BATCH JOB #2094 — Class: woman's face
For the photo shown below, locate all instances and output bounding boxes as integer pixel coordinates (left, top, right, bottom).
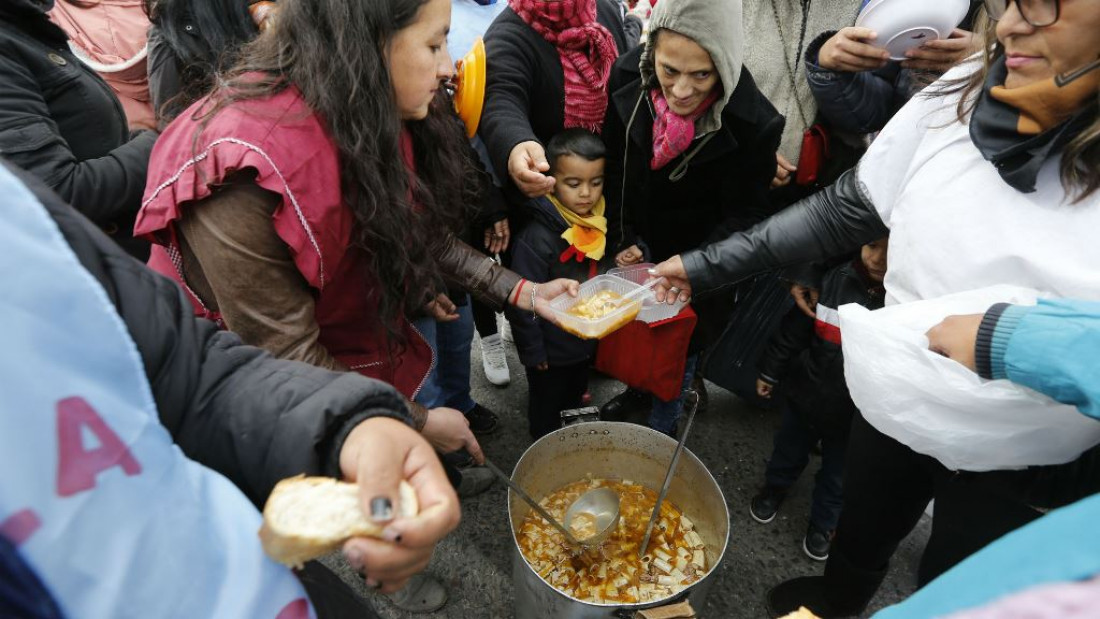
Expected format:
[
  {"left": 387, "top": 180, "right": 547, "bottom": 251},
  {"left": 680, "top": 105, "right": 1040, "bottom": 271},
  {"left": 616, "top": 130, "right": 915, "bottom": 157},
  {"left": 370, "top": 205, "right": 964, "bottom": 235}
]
[
  {"left": 388, "top": 0, "right": 455, "bottom": 120},
  {"left": 996, "top": 0, "right": 1100, "bottom": 89},
  {"left": 652, "top": 30, "right": 719, "bottom": 116}
]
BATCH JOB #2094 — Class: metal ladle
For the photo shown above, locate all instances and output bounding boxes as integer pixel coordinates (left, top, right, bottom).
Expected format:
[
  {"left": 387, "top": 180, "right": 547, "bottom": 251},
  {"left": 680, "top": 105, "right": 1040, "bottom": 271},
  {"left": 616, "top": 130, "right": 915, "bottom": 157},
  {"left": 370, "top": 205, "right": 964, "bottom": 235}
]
[
  {"left": 484, "top": 458, "right": 620, "bottom": 547},
  {"left": 639, "top": 389, "right": 700, "bottom": 558}
]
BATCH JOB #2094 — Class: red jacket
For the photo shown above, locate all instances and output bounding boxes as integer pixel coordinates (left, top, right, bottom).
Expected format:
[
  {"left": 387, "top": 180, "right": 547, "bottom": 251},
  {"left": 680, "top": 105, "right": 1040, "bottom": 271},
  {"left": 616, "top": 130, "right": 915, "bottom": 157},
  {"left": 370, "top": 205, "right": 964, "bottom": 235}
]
[{"left": 135, "top": 86, "right": 433, "bottom": 398}]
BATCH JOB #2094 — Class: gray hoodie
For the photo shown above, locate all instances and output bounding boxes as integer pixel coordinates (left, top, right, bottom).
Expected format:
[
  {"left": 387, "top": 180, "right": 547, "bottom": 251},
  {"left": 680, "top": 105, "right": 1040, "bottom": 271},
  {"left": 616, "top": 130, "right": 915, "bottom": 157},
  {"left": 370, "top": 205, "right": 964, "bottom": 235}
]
[{"left": 639, "top": 0, "right": 744, "bottom": 136}]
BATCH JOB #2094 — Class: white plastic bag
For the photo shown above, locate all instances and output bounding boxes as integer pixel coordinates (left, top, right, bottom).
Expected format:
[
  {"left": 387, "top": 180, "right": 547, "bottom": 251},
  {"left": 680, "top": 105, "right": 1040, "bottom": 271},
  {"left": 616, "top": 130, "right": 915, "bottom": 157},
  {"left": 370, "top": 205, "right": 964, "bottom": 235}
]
[{"left": 840, "top": 285, "right": 1100, "bottom": 471}]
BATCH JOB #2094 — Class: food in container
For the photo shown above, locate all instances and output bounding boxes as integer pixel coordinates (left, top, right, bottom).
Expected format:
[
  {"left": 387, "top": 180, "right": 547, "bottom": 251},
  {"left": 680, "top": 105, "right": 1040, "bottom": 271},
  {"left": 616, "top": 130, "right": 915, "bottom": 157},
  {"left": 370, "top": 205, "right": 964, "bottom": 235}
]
[
  {"left": 518, "top": 477, "right": 709, "bottom": 605},
  {"left": 549, "top": 275, "right": 644, "bottom": 340}
]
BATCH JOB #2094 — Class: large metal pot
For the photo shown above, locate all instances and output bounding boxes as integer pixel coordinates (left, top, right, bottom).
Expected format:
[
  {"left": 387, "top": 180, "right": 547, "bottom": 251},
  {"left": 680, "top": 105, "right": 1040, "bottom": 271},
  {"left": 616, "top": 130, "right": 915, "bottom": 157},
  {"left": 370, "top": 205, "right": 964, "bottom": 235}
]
[{"left": 508, "top": 420, "right": 729, "bottom": 618}]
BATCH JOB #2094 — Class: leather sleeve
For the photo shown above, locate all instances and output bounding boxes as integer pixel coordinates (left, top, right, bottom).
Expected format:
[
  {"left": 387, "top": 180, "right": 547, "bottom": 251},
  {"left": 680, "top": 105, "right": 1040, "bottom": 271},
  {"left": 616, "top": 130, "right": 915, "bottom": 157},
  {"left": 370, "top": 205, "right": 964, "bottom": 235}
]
[
  {"left": 436, "top": 234, "right": 522, "bottom": 310},
  {"left": 177, "top": 181, "right": 348, "bottom": 373},
  {"left": 682, "top": 168, "right": 889, "bottom": 293}
]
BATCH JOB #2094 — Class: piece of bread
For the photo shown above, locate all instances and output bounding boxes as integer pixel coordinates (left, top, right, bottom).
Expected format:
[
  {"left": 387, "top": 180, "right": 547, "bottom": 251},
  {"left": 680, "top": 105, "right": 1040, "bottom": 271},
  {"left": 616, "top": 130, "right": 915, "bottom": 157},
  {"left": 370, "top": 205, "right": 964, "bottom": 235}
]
[
  {"left": 778, "top": 608, "right": 821, "bottom": 619},
  {"left": 259, "top": 475, "right": 418, "bottom": 568}
]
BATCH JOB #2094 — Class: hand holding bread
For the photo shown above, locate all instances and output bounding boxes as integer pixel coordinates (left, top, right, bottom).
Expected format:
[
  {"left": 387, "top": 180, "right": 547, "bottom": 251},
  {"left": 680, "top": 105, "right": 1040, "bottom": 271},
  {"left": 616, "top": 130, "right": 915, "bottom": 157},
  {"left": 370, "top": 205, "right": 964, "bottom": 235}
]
[{"left": 261, "top": 416, "right": 459, "bottom": 594}]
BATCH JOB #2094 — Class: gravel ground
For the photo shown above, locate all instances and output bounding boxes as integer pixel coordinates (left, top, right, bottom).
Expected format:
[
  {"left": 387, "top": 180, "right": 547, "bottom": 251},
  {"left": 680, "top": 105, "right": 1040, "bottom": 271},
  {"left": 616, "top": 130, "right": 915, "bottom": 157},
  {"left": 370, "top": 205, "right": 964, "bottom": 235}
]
[{"left": 321, "top": 337, "right": 931, "bottom": 618}]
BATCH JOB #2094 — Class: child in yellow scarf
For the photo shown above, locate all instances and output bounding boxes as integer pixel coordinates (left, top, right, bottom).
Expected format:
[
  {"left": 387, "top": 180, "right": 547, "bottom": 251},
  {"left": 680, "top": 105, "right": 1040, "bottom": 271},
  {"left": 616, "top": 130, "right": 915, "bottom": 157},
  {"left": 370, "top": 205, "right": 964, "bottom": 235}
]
[
  {"left": 506, "top": 128, "right": 619, "bottom": 439},
  {"left": 546, "top": 146, "right": 608, "bottom": 263}
]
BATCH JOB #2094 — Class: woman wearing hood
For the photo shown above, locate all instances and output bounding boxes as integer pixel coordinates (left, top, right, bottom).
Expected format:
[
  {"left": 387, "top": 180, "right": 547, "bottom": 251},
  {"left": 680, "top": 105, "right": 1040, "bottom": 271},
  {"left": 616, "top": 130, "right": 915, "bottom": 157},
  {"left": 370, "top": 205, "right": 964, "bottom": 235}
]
[
  {"left": 599, "top": 0, "right": 784, "bottom": 435},
  {"left": 0, "top": 0, "right": 157, "bottom": 259}
]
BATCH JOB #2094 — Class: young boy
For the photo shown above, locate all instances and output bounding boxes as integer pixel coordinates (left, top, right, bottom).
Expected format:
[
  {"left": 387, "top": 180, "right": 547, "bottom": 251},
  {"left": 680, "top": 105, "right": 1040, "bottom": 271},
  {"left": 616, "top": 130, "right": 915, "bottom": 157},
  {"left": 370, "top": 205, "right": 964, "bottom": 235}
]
[
  {"left": 749, "top": 237, "right": 889, "bottom": 561},
  {"left": 506, "top": 129, "right": 617, "bottom": 440}
]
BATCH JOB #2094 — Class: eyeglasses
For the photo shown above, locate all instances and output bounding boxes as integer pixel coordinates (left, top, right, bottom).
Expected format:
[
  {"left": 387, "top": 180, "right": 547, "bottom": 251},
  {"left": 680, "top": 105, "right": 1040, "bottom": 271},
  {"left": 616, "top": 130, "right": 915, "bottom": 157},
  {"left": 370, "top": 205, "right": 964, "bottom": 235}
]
[{"left": 983, "top": 0, "right": 1061, "bottom": 28}]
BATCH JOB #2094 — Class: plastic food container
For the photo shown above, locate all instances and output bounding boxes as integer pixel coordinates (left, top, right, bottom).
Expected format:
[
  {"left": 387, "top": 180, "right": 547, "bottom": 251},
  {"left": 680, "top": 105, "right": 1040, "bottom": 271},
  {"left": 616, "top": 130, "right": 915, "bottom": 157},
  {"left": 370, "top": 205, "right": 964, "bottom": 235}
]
[
  {"left": 548, "top": 275, "right": 644, "bottom": 340},
  {"left": 607, "top": 263, "right": 688, "bottom": 323}
]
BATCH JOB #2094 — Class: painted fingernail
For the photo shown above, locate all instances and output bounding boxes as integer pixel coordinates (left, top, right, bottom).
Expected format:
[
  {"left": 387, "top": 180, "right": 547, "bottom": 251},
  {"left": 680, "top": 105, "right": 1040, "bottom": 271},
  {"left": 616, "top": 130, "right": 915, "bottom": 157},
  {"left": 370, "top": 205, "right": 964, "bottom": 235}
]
[
  {"left": 382, "top": 527, "right": 402, "bottom": 543},
  {"left": 370, "top": 496, "right": 394, "bottom": 522},
  {"left": 344, "top": 546, "right": 365, "bottom": 571}
]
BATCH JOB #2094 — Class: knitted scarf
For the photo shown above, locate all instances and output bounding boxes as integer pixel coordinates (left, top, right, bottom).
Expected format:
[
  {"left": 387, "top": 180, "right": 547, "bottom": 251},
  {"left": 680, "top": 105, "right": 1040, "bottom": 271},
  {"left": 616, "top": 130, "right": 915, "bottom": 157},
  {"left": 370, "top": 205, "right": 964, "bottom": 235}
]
[
  {"left": 548, "top": 194, "right": 607, "bottom": 262},
  {"left": 970, "top": 57, "right": 1100, "bottom": 193},
  {"left": 509, "top": 0, "right": 617, "bottom": 133},
  {"left": 649, "top": 88, "right": 720, "bottom": 170}
]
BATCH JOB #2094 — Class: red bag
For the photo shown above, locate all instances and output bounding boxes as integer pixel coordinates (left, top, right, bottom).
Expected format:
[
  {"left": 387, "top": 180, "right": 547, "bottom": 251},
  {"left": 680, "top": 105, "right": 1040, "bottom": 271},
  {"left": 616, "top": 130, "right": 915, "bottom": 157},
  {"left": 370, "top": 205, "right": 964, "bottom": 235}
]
[
  {"left": 594, "top": 306, "right": 697, "bottom": 401},
  {"left": 795, "top": 123, "right": 830, "bottom": 186}
]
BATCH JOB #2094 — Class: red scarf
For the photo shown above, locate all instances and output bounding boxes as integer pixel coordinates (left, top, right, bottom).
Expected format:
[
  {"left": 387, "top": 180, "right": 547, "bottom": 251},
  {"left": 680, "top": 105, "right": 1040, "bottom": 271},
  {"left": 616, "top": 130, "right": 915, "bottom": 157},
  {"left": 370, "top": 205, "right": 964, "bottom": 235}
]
[
  {"left": 649, "top": 88, "right": 719, "bottom": 170},
  {"left": 509, "top": 0, "right": 617, "bottom": 133}
]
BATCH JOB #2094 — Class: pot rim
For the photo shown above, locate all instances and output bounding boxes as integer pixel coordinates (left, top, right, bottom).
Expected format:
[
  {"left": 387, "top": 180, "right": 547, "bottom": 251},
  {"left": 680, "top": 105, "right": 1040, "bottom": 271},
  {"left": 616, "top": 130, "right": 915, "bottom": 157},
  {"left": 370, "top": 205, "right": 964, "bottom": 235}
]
[{"left": 507, "top": 421, "right": 730, "bottom": 609}]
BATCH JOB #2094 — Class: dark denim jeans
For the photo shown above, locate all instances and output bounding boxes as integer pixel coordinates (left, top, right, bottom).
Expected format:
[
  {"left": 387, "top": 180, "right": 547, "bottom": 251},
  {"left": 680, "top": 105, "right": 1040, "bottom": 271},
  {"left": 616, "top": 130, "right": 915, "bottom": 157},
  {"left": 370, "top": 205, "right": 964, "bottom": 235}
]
[
  {"left": 647, "top": 354, "right": 699, "bottom": 435},
  {"left": 764, "top": 401, "right": 848, "bottom": 532},
  {"left": 412, "top": 296, "right": 475, "bottom": 413}
]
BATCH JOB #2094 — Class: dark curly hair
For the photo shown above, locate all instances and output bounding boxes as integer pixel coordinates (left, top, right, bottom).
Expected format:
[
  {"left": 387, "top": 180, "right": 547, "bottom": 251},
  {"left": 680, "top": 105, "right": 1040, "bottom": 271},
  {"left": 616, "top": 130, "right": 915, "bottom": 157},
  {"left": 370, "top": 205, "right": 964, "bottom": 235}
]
[
  {"left": 143, "top": 0, "right": 259, "bottom": 122},
  {"left": 195, "top": 0, "right": 474, "bottom": 342}
]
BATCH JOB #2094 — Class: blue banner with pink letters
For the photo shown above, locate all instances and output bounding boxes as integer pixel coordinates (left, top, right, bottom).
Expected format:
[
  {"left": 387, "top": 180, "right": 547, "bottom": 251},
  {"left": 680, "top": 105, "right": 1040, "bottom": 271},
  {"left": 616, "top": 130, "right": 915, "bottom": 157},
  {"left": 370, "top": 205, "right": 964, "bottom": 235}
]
[{"left": 0, "top": 166, "right": 313, "bottom": 618}]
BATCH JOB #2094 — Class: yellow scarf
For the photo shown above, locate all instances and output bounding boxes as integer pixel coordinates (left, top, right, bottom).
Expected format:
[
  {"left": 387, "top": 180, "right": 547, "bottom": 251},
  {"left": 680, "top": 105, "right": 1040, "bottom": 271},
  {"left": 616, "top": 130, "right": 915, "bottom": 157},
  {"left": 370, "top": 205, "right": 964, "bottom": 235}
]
[
  {"left": 990, "top": 60, "right": 1100, "bottom": 135},
  {"left": 549, "top": 194, "right": 607, "bottom": 261}
]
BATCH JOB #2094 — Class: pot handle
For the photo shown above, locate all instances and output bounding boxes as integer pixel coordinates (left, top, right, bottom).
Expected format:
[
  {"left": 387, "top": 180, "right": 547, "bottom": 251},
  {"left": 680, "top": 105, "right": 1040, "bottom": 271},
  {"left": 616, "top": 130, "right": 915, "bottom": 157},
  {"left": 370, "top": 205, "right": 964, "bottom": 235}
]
[
  {"left": 615, "top": 600, "right": 696, "bottom": 619},
  {"left": 559, "top": 405, "right": 600, "bottom": 426}
]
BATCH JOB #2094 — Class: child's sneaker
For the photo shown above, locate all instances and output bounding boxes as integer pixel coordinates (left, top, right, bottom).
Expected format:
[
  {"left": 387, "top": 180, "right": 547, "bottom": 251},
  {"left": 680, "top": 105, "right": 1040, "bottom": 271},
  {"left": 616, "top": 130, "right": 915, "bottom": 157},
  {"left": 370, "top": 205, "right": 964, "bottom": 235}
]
[
  {"left": 802, "top": 524, "right": 832, "bottom": 561},
  {"left": 479, "top": 334, "right": 510, "bottom": 387},
  {"left": 749, "top": 486, "right": 786, "bottom": 524},
  {"left": 497, "top": 312, "right": 513, "bottom": 343}
]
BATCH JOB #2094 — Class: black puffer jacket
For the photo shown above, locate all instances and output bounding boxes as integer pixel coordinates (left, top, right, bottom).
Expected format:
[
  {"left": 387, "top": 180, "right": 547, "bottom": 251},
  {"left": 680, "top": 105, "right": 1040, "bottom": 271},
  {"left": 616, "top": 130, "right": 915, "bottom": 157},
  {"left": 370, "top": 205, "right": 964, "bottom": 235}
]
[
  {"left": 13, "top": 163, "right": 411, "bottom": 509},
  {"left": 0, "top": 0, "right": 156, "bottom": 258},
  {"left": 479, "top": 0, "right": 638, "bottom": 198},
  {"left": 505, "top": 196, "right": 616, "bottom": 367},
  {"left": 758, "top": 259, "right": 884, "bottom": 438},
  {"left": 603, "top": 44, "right": 785, "bottom": 263}
]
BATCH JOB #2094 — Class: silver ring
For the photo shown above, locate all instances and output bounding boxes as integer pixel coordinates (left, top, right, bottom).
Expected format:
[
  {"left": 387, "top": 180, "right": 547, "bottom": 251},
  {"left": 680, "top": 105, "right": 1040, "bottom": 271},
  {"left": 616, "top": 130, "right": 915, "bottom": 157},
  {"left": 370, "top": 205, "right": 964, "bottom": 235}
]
[{"left": 668, "top": 286, "right": 679, "bottom": 294}]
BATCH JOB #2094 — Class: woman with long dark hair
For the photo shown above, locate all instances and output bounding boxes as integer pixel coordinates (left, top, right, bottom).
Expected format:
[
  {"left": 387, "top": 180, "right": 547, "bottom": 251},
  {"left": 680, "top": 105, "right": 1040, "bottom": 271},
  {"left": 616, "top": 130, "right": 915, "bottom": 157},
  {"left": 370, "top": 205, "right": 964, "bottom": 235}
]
[
  {"left": 143, "top": 0, "right": 263, "bottom": 122},
  {"left": 134, "top": 0, "right": 575, "bottom": 609},
  {"left": 654, "top": 0, "right": 1100, "bottom": 615}
]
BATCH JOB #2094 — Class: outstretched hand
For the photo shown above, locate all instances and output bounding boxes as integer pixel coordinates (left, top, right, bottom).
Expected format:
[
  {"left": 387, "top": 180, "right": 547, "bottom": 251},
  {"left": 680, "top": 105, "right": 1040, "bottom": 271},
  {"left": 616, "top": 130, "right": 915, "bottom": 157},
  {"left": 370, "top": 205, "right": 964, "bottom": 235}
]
[
  {"left": 651, "top": 256, "right": 692, "bottom": 304},
  {"left": 532, "top": 278, "right": 580, "bottom": 325},
  {"left": 508, "top": 141, "right": 555, "bottom": 198},
  {"left": 338, "top": 417, "right": 460, "bottom": 594}
]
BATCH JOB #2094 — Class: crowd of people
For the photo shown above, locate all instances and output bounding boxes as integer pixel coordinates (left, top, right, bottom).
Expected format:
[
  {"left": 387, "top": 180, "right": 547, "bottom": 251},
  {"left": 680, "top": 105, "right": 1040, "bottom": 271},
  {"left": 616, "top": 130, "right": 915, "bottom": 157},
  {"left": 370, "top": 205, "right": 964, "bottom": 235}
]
[{"left": 1, "top": 0, "right": 1097, "bottom": 617}]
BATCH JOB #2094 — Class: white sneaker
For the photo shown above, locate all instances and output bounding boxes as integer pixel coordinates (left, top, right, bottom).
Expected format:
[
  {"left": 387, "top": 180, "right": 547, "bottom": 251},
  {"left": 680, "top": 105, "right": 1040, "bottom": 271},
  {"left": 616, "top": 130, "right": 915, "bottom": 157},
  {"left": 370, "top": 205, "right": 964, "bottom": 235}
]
[
  {"left": 497, "top": 313, "right": 514, "bottom": 343},
  {"left": 480, "top": 334, "right": 510, "bottom": 386}
]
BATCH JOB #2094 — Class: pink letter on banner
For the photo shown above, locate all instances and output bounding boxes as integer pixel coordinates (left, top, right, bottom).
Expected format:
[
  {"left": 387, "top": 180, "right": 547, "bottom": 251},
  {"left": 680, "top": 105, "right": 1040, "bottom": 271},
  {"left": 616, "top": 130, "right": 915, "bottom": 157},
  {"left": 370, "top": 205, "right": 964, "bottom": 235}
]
[
  {"left": 275, "top": 599, "right": 311, "bottom": 619},
  {"left": 0, "top": 509, "right": 42, "bottom": 546},
  {"left": 56, "top": 397, "right": 142, "bottom": 497}
]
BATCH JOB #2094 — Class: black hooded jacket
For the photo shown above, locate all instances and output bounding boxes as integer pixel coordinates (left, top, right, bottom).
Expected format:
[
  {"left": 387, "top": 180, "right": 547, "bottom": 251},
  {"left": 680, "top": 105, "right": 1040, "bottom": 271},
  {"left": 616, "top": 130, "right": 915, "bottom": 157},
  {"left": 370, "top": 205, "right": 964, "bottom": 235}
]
[
  {"left": 0, "top": 0, "right": 156, "bottom": 258},
  {"left": 758, "top": 259, "right": 884, "bottom": 438}
]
